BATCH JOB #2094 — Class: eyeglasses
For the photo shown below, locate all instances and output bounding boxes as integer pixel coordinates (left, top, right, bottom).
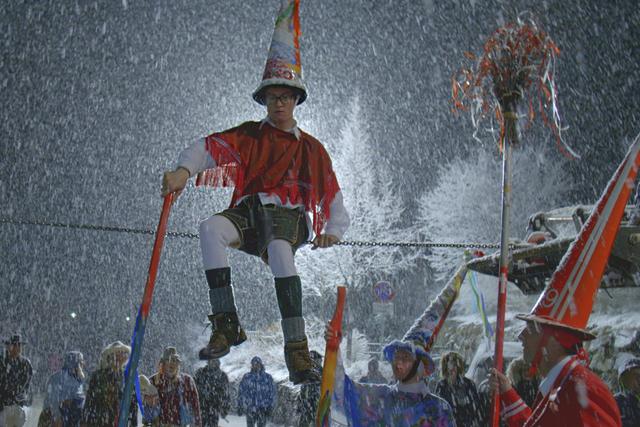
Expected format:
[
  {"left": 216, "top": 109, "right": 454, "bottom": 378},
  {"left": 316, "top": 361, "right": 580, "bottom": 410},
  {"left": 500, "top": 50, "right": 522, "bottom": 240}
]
[{"left": 265, "top": 93, "right": 296, "bottom": 105}]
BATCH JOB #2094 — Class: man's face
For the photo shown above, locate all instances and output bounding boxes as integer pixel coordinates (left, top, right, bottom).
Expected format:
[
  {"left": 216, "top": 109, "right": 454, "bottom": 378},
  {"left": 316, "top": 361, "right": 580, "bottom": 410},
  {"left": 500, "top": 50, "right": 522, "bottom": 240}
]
[
  {"left": 115, "top": 350, "right": 129, "bottom": 369},
  {"left": 446, "top": 359, "right": 459, "bottom": 379},
  {"left": 392, "top": 349, "right": 416, "bottom": 382},
  {"left": 143, "top": 394, "right": 159, "bottom": 406},
  {"left": 7, "top": 343, "right": 21, "bottom": 358},
  {"left": 518, "top": 322, "right": 544, "bottom": 365},
  {"left": 251, "top": 361, "right": 260, "bottom": 372},
  {"left": 165, "top": 359, "right": 180, "bottom": 378},
  {"left": 265, "top": 86, "right": 296, "bottom": 125}
]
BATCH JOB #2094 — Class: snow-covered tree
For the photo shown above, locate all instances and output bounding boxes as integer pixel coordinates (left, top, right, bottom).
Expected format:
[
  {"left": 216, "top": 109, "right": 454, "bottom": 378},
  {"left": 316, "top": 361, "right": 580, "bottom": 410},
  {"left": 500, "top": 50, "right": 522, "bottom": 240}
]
[
  {"left": 418, "top": 144, "right": 576, "bottom": 283},
  {"left": 297, "top": 96, "right": 426, "bottom": 341}
]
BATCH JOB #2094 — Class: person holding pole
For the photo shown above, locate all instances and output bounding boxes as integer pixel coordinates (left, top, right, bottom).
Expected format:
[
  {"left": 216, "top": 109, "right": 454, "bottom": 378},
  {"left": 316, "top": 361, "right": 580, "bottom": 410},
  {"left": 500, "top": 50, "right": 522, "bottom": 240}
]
[
  {"left": 490, "top": 317, "right": 621, "bottom": 427},
  {"left": 161, "top": 0, "right": 349, "bottom": 385}
]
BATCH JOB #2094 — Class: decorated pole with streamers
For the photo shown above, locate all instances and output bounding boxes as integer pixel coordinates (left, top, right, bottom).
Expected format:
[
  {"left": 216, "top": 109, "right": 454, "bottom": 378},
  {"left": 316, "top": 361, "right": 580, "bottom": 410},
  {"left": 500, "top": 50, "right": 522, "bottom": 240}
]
[
  {"left": 116, "top": 194, "right": 174, "bottom": 427},
  {"left": 316, "top": 286, "right": 346, "bottom": 427},
  {"left": 452, "top": 15, "right": 571, "bottom": 427}
]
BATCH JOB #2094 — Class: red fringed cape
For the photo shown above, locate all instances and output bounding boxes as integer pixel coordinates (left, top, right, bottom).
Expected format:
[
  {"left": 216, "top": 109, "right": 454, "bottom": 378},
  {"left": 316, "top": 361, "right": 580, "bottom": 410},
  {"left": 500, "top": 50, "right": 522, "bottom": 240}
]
[{"left": 195, "top": 121, "right": 340, "bottom": 237}]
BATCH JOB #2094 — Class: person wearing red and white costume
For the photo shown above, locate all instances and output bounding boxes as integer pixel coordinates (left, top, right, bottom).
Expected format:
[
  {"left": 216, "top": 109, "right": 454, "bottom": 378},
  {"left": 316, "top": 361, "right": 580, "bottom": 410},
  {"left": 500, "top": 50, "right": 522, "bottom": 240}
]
[
  {"left": 491, "top": 317, "right": 622, "bottom": 427},
  {"left": 161, "top": 1, "right": 348, "bottom": 385}
]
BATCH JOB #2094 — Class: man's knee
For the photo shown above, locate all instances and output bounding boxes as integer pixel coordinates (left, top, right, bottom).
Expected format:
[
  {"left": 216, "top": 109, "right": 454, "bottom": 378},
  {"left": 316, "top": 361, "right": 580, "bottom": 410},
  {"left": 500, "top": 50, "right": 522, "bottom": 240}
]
[
  {"left": 267, "top": 240, "right": 296, "bottom": 276},
  {"left": 267, "top": 239, "right": 294, "bottom": 261},
  {"left": 200, "top": 215, "right": 240, "bottom": 247}
]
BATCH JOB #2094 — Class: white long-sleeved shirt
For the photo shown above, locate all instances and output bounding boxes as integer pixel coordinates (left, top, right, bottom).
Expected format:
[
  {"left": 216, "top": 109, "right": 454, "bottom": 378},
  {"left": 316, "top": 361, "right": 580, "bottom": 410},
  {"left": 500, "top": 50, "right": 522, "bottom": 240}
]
[{"left": 176, "top": 118, "right": 350, "bottom": 239}]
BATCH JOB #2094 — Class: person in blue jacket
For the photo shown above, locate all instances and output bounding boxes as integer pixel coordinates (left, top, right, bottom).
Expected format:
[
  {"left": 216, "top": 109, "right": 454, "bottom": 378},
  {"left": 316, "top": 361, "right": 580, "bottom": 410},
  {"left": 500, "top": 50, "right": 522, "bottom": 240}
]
[
  {"left": 43, "top": 351, "right": 86, "bottom": 427},
  {"left": 237, "top": 357, "right": 276, "bottom": 427}
]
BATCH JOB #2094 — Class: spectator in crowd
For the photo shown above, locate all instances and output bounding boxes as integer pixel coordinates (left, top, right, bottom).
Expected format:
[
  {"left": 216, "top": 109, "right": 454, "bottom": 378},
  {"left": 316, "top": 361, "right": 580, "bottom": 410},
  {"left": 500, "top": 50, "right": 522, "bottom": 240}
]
[
  {"left": 194, "top": 359, "right": 230, "bottom": 427},
  {"left": 81, "top": 341, "right": 137, "bottom": 427},
  {"left": 434, "top": 351, "right": 484, "bottom": 427},
  {"left": 42, "top": 351, "right": 86, "bottom": 427},
  {"left": 615, "top": 357, "right": 640, "bottom": 427},
  {"left": 237, "top": 357, "right": 276, "bottom": 427},
  {"left": 358, "top": 358, "right": 388, "bottom": 385},
  {"left": 472, "top": 353, "right": 494, "bottom": 423},
  {"left": 505, "top": 357, "right": 539, "bottom": 408},
  {"left": 0, "top": 334, "right": 33, "bottom": 427},
  {"left": 590, "top": 332, "right": 618, "bottom": 390},
  {"left": 296, "top": 351, "right": 322, "bottom": 427},
  {"left": 139, "top": 374, "right": 160, "bottom": 427},
  {"left": 150, "top": 346, "right": 201, "bottom": 427}
]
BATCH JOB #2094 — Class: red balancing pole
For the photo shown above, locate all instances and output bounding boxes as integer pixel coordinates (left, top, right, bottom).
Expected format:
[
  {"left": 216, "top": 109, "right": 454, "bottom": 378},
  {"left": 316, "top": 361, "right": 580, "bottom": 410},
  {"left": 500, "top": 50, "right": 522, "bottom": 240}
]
[{"left": 116, "top": 193, "right": 174, "bottom": 427}]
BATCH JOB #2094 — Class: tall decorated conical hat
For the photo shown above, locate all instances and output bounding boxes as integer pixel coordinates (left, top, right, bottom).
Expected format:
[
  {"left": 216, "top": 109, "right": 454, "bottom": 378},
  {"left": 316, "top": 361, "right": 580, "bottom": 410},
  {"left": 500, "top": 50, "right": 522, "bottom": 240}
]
[
  {"left": 383, "top": 263, "right": 469, "bottom": 375},
  {"left": 517, "top": 135, "right": 640, "bottom": 341},
  {"left": 252, "top": 0, "right": 307, "bottom": 105}
]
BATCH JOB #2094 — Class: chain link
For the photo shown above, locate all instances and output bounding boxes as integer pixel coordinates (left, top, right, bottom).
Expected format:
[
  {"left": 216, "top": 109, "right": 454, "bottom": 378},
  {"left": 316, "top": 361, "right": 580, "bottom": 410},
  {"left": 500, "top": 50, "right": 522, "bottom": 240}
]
[
  {"left": 309, "top": 240, "right": 506, "bottom": 249},
  {"left": 0, "top": 217, "right": 198, "bottom": 239},
  {"left": 1, "top": 216, "right": 508, "bottom": 249}
]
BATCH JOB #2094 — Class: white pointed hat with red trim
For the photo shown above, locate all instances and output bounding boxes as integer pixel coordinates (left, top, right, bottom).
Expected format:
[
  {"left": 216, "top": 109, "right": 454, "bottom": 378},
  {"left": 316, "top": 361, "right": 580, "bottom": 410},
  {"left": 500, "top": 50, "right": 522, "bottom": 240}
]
[
  {"left": 517, "top": 135, "right": 640, "bottom": 342},
  {"left": 253, "top": 0, "right": 307, "bottom": 105}
]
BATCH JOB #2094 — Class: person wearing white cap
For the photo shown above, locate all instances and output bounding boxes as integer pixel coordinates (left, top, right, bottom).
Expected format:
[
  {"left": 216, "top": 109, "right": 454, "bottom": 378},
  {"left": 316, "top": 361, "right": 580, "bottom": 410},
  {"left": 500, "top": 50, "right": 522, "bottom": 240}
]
[
  {"left": 139, "top": 374, "right": 160, "bottom": 426},
  {"left": 615, "top": 357, "right": 640, "bottom": 427},
  {"left": 81, "top": 341, "right": 137, "bottom": 427},
  {"left": 161, "top": 0, "right": 349, "bottom": 385}
]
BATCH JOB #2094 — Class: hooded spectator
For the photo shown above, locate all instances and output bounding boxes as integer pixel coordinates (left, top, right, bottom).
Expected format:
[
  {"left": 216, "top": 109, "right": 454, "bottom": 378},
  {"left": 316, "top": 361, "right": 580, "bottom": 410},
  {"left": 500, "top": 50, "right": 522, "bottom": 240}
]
[
  {"left": 237, "top": 357, "right": 276, "bottom": 427},
  {"left": 358, "top": 358, "right": 388, "bottom": 384},
  {"left": 42, "top": 351, "right": 86, "bottom": 427},
  {"left": 194, "top": 359, "right": 230, "bottom": 427},
  {"left": 434, "top": 351, "right": 484, "bottom": 427}
]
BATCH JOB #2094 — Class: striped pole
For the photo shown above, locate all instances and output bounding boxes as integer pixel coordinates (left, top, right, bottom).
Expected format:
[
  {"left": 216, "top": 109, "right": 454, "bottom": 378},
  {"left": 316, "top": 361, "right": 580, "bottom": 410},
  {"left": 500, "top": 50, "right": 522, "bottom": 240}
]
[
  {"left": 117, "top": 193, "right": 174, "bottom": 427},
  {"left": 491, "top": 108, "right": 517, "bottom": 427}
]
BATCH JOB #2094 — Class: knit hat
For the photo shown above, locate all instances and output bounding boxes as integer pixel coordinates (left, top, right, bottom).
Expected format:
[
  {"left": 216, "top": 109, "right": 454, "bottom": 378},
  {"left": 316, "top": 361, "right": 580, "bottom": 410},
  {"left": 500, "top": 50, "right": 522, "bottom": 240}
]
[
  {"left": 3, "top": 334, "right": 26, "bottom": 345},
  {"left": 517, "top": 137, "right": 640, "bottom": 341},
  {"left": 252, "top": 0, "right": 307, "bottom": 105},
  {"left": 103, "top": 341, "right": 131, "bottom": 357},
  {"left": 383, "top": 263, "right": 468, "bottom": 376},
  {"left": 62, "top": 351, "right": 84, "bottom": 371},
  {"left": 160, "top": 346, "right": 182, "bottom": 363}
]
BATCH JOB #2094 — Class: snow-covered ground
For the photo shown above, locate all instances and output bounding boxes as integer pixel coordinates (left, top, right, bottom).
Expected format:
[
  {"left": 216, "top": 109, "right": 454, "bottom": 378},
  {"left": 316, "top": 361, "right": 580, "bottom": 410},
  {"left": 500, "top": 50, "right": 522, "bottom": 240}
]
[{"left": 23, "top": 395, "right": 284, "bottom": 427}]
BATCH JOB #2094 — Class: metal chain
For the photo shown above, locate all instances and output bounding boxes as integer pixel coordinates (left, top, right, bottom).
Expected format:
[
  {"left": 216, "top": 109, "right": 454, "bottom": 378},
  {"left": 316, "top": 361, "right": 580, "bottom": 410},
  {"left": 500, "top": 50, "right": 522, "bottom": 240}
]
[
  {"left": 0, "top": 216, "right": 507, "bottom": 249},
  {"left": 323, "top": 240, "right": 505, "bottom": 249},
  {"left": 0, "top": 217, "right": 198, "bottom": 239}
]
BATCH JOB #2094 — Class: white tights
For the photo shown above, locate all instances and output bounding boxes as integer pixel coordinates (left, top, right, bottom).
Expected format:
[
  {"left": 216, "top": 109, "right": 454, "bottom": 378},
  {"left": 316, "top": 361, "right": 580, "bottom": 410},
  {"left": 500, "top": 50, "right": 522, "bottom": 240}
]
[{"left": 199, "top": 214, "right": 297, "bottom": 278}]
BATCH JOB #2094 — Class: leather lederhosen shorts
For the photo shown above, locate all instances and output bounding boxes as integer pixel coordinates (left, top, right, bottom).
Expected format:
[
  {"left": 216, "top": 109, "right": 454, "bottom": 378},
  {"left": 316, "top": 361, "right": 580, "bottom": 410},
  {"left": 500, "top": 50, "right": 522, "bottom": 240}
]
[{"left": 217, "top": 195, "right": 309, "bottom": 261}]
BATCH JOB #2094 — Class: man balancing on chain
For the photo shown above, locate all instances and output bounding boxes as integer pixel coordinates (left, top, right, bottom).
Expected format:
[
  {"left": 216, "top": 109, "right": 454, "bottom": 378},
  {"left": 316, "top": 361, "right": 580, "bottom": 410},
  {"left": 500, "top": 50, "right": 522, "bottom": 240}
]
[{"left": 161, "top": 0, "right": 349, "bottom": 385}]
